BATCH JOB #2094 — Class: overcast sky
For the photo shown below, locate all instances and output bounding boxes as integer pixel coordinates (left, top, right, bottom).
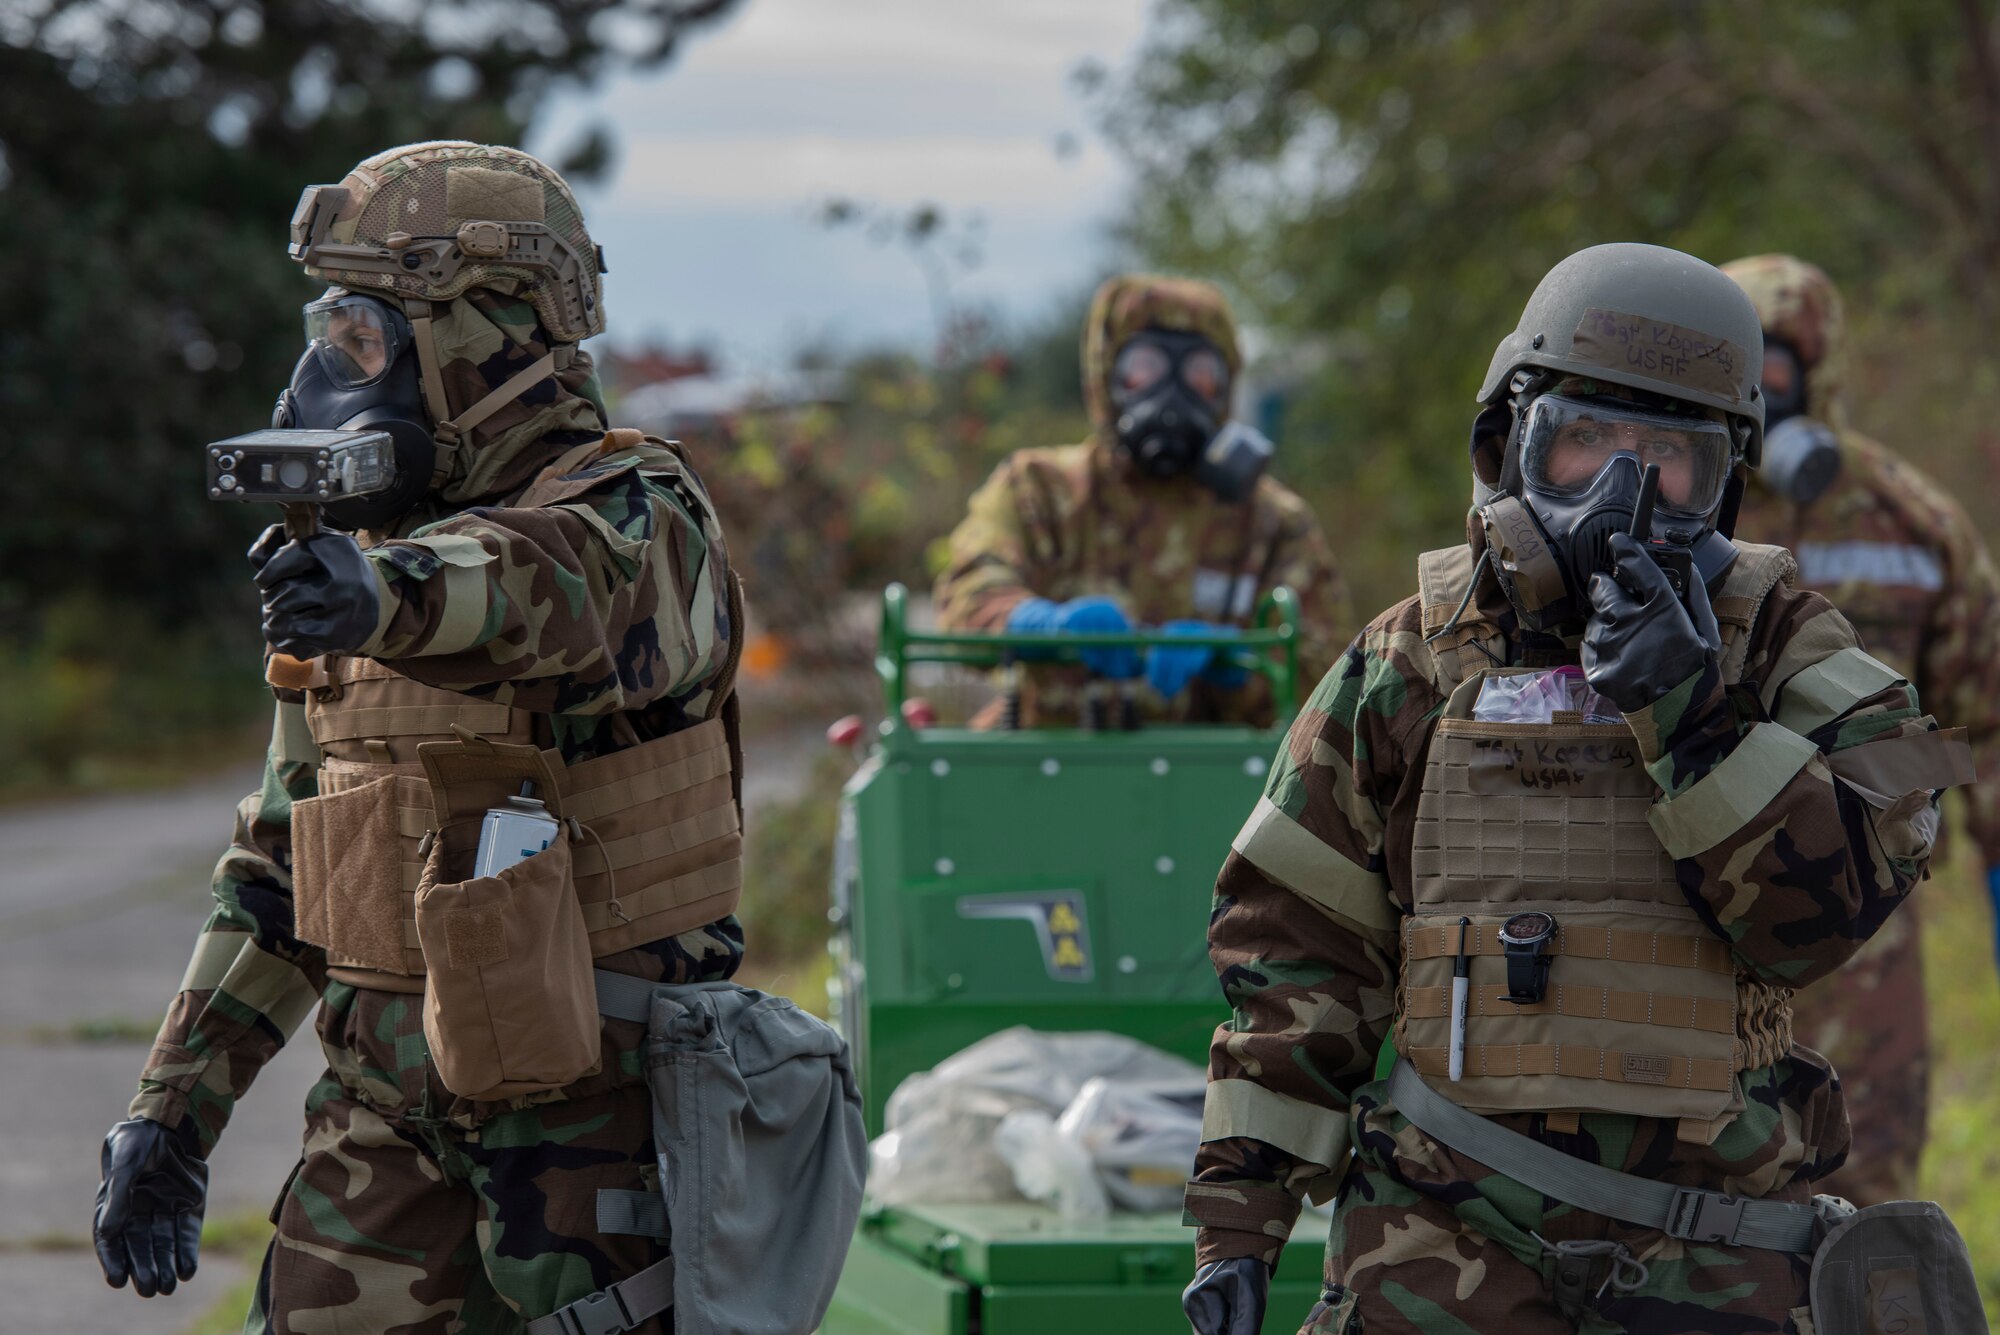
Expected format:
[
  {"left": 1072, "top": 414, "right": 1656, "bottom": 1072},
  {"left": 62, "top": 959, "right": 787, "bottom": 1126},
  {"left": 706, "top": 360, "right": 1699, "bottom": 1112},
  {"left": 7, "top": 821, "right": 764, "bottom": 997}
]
[{"left": 528, "top": 0, "right": 1154, "bottom": 371}]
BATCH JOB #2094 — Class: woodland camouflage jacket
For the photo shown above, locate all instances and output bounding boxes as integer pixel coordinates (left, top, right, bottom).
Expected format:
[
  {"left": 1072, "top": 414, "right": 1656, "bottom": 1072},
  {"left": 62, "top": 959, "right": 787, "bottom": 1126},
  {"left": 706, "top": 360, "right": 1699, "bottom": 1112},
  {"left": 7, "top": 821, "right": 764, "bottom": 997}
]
[
  {"left": 131, "top": 291, "right": 737, "bottom": 1149},
  {"left": 1185, "top": 546, "right": 1953, "bottom": 1266}
]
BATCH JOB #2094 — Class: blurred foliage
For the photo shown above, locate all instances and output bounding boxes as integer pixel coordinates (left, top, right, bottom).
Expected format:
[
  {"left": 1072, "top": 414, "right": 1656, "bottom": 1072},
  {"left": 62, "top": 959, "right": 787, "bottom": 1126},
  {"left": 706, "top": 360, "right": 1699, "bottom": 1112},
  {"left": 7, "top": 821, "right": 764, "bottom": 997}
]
[
  {"left": 733, "top": 752, "right": 849, "bottom": 1018},
  {"left": 0, "top": 0, "right": 738, "bottom": 780},
  {"left": 683, "top": 293, "right": 1096, "bottom": 667},
  {"left": 814, "top": 197, "right": 990, "bottom": 359},
  {"left": 0, "top": 591, "right": 266, "bottom": 794},
  {"left": 1919, "top": 832, "right": 2000, "bottom": 1319},
  {"left": 1106, "top": 0, "right": 2000, "bottom": 613}
]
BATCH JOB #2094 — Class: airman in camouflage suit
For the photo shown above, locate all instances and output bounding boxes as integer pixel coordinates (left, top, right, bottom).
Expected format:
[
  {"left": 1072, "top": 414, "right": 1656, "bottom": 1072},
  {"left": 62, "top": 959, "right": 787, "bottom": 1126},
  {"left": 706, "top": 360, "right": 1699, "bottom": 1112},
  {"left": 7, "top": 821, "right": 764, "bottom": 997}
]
[
  {"left": 1185, "top": 245, "right": 1964, "bottom": 1333},
  {"left": 1725, "top": 253, "right": 2000, "bottom": 1206},
  {"left": 934, "top": 274, "right": 1349, "bottom": 726},
  {"left": 96, "top": 143, "right": 736, "bottom": 1333}
]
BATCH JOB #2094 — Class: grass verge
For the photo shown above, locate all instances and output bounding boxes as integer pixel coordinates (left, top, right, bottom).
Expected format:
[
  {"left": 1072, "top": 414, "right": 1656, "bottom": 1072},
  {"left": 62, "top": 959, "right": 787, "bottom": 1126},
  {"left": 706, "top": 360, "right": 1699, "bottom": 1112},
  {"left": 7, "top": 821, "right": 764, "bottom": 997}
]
[{"left": 1917, "top": 839, "right": 2000, "bottom": 1322}]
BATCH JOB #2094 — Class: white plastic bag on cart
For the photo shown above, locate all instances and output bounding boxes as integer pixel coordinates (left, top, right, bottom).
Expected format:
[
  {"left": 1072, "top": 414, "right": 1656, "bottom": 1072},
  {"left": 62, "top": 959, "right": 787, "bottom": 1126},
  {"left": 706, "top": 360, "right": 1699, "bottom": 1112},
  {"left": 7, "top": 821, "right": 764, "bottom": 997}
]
[
  {"left": 868, "top": 1027, "right": 1202, "bottom": 1207},
  {"left": 1053, "top": 1076, "right": 1206, "bottom": 1213}
]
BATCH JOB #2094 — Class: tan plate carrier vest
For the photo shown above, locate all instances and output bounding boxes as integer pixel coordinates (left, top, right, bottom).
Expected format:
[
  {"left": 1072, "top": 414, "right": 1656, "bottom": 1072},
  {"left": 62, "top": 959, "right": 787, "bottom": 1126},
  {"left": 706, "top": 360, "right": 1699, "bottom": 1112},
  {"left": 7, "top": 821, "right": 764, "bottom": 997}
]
[
  {"left": 1393, "top": 542, "right": 1797, "bottom": 1138},
  {"left": 284, "top": 432, "right": 746, "bottom": 996}
]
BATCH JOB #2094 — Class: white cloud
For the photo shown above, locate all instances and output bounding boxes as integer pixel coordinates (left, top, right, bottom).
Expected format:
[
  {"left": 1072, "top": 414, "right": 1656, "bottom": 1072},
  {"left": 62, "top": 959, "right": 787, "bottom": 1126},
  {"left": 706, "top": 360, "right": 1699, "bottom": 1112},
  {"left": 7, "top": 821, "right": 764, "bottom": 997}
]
[{"left": 532, "top": 0, "right": 1155, "bottom": 360}]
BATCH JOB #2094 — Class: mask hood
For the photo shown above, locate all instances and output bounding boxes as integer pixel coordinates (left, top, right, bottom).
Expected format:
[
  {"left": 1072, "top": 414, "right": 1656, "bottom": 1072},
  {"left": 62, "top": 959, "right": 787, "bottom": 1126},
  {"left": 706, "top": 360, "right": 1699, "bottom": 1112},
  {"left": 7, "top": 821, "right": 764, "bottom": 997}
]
[
  {"left": 424, "top": 282, "right": 608, "bottom": 502},
  {"left": 1081, "top": 273, "right": 1242, "bottom": 439},
  {"left": 1720, "top": 254, "right": 1850, "bottom": 430}
]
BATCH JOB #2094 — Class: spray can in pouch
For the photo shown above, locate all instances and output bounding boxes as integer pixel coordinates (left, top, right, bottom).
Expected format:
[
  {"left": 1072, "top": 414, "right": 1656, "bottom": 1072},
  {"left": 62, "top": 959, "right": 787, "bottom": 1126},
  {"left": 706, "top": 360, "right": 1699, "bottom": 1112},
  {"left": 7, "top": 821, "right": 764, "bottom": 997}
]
[{"left": 474, "top": 781, "right": 560, "bottom": 877}]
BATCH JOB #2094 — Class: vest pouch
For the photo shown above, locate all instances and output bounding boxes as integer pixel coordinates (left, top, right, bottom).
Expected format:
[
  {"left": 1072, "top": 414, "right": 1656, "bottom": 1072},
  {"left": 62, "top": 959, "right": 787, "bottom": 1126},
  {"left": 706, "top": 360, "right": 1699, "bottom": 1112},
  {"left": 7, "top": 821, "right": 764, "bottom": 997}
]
[
  {"left": 1809, "top": 1200, "right": 1984, "bottom": 1335},
  {"left": 642, "top": 982, "right": 866, "bottom": 1335},
  {"left": 413, "top": 820, "right": 601, "bottom": 1100},
  {"left": 289, "top": 772, "right": 408, "bottom": 974}
]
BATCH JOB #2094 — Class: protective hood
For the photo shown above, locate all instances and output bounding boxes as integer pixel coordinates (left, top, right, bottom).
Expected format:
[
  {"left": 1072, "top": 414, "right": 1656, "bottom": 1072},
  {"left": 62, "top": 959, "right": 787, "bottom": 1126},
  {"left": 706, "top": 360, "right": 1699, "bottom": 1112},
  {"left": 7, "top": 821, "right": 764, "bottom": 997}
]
[
  {"left": 1081, "top": 273, "right": 1242, "bottom": 438},
  {"left": 426, "top": 281, "right": 609, "bottom": 503},
  {"left": 1720, "top": 254, "right": 1850, "bottom": 430}
]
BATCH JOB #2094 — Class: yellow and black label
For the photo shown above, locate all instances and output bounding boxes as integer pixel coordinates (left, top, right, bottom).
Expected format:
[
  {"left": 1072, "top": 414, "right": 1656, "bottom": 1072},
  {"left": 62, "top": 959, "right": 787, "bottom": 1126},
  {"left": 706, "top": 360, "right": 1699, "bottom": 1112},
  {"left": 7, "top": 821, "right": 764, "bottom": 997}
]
[{"left": 957, "top": 891, "right": 1094, "bottom": 982}]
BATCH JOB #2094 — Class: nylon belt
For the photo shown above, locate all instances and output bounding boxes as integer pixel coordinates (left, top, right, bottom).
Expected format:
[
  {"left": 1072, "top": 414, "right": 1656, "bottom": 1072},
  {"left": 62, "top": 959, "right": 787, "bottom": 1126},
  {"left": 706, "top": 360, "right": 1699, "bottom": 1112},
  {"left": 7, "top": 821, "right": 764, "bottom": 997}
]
[
  {"left": 594, "top": 968, "right": 658, "bottom": 1025},
  {"left": 523, "top": 1255, "right": 674, "bottom": 1335},
  {"left": 1386, "top": 1059, "right": 1818, "bottom": 1252}
]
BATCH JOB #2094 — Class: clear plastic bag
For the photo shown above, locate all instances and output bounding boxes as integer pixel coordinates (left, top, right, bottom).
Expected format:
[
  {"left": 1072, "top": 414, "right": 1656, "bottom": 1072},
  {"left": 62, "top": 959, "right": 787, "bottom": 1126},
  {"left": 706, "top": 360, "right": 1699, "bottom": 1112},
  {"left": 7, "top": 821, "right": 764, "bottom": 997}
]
[
  {"left": 1472, "top": 666, "right": 1624, "bottom": 725},
  {"left": 1053, "top": 1076, "right": 1206, "bottom": 1212},
  {"left": 994, "top": 1110, "right": 1110, "bottom": 1219},
  {"left": 868, "top": 1027, "right": 1203, "bottom": 1208}
]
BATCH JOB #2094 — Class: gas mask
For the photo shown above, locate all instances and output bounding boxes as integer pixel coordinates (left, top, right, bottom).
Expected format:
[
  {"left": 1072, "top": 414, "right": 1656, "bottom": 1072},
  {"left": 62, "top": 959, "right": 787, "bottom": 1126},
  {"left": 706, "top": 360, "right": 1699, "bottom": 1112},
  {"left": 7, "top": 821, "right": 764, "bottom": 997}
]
[
  {"left": 1107, "top": 330, "right": 1270, "bottom": 499},
  {"left": 272, "top": 291, "right": 436, "bottom": 529},
  {"left": 1477, "top": 392, "right": 1737, "bottom": 632},
  {"left": 1755, "top": 341, "right": 1840, "bottom": 507}
]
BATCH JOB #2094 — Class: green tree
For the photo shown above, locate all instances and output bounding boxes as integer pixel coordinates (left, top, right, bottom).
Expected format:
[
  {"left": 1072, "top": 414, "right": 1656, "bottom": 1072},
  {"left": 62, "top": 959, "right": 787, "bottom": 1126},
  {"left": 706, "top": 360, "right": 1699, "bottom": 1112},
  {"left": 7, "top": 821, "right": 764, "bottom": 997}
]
[
  {"left": 1106, "top": 0, "right": 2000, "bottom": 607},
  {"left": 0, "top": 0, "right": 738, "bottom": 637}
]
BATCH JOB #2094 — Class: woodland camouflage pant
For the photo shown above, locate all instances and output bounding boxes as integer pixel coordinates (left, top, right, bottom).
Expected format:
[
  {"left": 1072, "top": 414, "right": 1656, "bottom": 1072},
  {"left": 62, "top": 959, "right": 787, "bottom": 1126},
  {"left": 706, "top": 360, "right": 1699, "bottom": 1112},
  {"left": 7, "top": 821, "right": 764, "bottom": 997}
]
[
  {"left": 244, "top": 986, "right": 670, "bottom": 1335},
  {"left": 1293, "top": 1066, "right": 1838, "bottom": 1335}
]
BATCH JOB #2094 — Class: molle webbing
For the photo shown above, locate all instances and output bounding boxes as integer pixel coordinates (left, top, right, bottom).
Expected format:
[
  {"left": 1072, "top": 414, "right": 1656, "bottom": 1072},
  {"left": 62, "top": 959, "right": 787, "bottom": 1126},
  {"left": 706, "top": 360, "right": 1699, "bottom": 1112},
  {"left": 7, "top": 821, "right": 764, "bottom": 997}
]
[
  {"left": 1397, "top": 544, "right": 1802, "bottom": 1125},
  {"left": 1403, "top": 1043, "right": 1735, "bottom": 1094},
  {"left": 1402, "top": 983, "right": 1736, "bottom": 1034},
  {"left": 1416, "top": 545, "right": 1504, "bottom": 691},
  {"left": 1403, "top": 922, "right": 1734, "bottom": 974},
  {"left": 296, "top": 653, "right": 741, "bottom": 982}
]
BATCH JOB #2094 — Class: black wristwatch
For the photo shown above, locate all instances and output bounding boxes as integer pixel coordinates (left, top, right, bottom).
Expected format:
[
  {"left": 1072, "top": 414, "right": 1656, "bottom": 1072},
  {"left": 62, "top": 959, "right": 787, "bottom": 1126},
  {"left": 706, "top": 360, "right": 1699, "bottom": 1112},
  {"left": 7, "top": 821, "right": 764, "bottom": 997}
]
[{"left": 1498, "top": 911, "right": 1557, "bottom": 1004}]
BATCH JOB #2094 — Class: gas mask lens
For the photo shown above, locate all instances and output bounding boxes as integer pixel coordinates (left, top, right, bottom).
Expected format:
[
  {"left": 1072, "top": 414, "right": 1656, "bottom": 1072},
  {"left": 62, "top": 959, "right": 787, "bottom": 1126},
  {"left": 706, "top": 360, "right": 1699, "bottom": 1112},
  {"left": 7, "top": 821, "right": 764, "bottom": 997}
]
[
  {"left": 1521, "top": 395, "right": 1731, "bottom": 516},
  {"left": 1111, "top": 341, "right": 1171, "bottom": 399},
  {"left": 303, "top": 293, "right": 409, "bottom": 389},
  {"left": 1109, "top": 335, "right": 1231, "bottom": 411}
]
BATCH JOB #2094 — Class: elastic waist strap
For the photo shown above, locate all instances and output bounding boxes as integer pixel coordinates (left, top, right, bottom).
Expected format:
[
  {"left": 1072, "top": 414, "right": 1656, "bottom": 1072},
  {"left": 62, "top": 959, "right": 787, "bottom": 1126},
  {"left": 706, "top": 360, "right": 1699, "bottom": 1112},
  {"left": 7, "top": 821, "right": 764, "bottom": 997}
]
[{"left": 1385, "top": 1058, "right": 1822, "bottom": 1252}]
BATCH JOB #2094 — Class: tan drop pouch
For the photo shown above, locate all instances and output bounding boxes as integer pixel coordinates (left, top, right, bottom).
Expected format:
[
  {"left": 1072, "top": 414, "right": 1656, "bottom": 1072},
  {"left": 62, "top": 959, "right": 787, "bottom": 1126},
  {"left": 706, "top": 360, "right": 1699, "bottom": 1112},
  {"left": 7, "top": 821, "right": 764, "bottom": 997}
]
[
  {"left": 289, "top": 767, "right": 411, "bottom": 974},
  {"left": 413, "top": 818, "right": 601, "bottom": 1101}
]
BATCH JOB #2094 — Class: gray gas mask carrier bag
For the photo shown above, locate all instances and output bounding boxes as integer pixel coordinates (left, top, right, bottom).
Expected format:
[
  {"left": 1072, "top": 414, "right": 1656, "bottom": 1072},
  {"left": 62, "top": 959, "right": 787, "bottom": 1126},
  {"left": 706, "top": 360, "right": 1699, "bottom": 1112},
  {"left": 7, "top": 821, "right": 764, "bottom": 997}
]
[
  {"left": 1386, "top": 1059, "right": 1986, "bottom": 1334},
  {"left": 526, "top": 972, "right": 868, "bottom": 1335}
]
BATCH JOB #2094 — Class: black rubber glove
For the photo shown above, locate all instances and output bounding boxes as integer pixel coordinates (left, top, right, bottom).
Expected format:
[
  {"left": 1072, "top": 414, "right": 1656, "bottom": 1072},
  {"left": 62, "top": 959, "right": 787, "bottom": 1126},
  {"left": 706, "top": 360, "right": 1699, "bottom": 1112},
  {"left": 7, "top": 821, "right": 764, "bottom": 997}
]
[
  {"left": 1581, "top": 531, "right": 1723, "bottom": 714},
  {"left": 94, "top": 1117, "right": 208, "bottom": 1297},
  {"left": 1183, "top": 1256, "right": 1272, "bottom": 1335},
  {"left": 250, "top": 523, "right": 382, "bottom": 658}
]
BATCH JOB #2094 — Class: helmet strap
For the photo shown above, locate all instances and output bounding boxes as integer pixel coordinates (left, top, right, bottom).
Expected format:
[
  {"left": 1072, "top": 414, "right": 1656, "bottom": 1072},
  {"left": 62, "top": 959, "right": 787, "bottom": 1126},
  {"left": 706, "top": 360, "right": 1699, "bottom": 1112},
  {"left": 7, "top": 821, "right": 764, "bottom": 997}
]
[
  {"left": 403, "top": 298, "right": 459, "bottom": 488},
  {"left": 1714, "top": 467, "right": 1746, "bottom": 540},
  {"left": 401, "top": 296, "right": 557, "bottom": 487}
]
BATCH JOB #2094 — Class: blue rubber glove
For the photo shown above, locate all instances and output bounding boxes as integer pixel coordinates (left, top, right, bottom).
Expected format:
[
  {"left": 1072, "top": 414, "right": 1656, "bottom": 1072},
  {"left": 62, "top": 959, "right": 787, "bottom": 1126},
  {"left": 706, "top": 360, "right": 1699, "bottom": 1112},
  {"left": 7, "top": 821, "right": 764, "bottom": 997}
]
[
  {"left": 1988, "top": 867, "right": 2000, "bottom": 973},
  {"left": 1147, "top": 620, "right": 1224, "bottom": 700},
  {"left": 1006, "top": 597, "right": 1141, "bottom": 678}
]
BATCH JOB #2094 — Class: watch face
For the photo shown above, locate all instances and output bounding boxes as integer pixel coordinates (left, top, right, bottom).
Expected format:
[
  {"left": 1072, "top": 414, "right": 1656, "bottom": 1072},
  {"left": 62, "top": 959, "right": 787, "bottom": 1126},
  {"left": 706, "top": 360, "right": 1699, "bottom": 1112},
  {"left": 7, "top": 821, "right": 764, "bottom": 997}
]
[{"left": 1500, "top": 911, "right": 1556, "bottom": 946}]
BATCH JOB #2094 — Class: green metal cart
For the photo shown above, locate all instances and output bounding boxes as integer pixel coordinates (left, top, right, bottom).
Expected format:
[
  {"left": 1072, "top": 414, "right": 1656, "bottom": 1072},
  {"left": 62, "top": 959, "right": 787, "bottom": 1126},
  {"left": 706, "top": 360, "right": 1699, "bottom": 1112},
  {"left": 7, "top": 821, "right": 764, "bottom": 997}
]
[{"left": 821, "top": 586, "right": 1327, "bottom": 1334}]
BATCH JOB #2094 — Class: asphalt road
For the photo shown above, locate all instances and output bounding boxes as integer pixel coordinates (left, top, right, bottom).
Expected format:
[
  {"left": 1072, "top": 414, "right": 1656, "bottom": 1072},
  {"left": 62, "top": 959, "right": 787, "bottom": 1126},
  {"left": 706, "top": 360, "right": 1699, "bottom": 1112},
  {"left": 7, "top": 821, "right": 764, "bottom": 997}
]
[{"left": 0, "top": 719, "right": 827, "bottom": 1334}]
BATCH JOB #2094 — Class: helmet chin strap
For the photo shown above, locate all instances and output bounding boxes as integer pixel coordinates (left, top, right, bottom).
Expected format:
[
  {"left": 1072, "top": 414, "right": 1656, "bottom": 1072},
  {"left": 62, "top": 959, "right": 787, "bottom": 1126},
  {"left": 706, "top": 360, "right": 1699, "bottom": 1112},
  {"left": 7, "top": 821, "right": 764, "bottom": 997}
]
[{"left": 402, "top": 297, "right": 558, "bottom": 489}]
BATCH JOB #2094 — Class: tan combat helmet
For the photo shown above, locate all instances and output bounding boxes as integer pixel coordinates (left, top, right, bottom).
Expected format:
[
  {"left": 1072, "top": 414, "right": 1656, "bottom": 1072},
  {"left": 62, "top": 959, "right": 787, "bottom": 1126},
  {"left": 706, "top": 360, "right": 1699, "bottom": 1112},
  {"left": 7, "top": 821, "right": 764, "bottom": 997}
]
[
  {"left": 1478, "top": 242, "right": 1767, "bottom": 466},
  {"left": 288, "top": 141, "right": 608, "bottom": 470},
  {"left": 290, "top": 141, "right": 606, "bottom": 342}
]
